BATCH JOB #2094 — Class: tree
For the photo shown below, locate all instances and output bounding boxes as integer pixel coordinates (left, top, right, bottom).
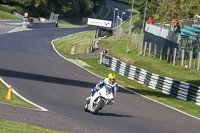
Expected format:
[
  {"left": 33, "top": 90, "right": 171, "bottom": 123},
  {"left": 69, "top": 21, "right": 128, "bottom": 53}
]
[
  {"left": 32, "top": 0, "right": 48, "bottom": 15},
  {"left": 79, "top": 0, "right": 93, "bottom": 17},
  {"left": 0, "top": 0, "right": 104, "bottom": 18},
  {"left": 149, "top": 0, "right": 191, "bottom": 22},
  {"left": 189, "top": 0, "right": 200, "bottom": 17}
]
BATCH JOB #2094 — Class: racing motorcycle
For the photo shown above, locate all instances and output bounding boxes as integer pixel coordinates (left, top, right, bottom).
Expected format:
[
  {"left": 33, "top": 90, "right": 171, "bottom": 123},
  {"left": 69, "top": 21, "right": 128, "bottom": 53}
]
[{"left": 84, "top": 84, "right": 114, "bottom": 114}]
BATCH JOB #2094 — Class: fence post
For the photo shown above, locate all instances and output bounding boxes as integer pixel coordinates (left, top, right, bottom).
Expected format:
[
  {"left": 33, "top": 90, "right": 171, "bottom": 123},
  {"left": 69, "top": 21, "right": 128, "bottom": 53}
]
[
  {"left": 131, "top": 31, "right": 135, "bottom": 45},
  {"left": 138, "top": 38, "right": 141, "bottom": 50},
  {"left": 135, "top": 34, "right": 138, "bottom": 48},
  {"left": 160, "top": 46, "right": 163, "bottom": 61},
  {"left": 143, "top": 42, "right": 147, "bottom": 56},
  {"left": 167, "top": 46, "right": 170, "bottom": 62},
  {"left": 197, "top": 52, "right": 200, "bottom": 70},
  {"left": 148, "top": 42, "right": 151, "bottom": 57},
  {"left": 119, "top": 29, "right": 123, "bottom": 40},
  {"left": 173, "top": 48, "right": 177, "bottom": 65},
  {"left": 140, "top": 40, "right": 143, "bottom": 53},
  {"left": 189, "top": 50, "right": 193, "bottom": 68},
  {"left": 154, "top": 44, "right": 157, "bottom": 58},
  {"left": 181, "top": 49, "right": 184, "bottom": 67}
]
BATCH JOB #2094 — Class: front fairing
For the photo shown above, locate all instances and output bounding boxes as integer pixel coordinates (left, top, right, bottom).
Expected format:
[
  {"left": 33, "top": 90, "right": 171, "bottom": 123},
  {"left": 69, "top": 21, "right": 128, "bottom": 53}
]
[
  {"left": 88, "top": 86, "right": 114, "bottom": 112},
  {"left": 98, "top": 88, "right": 114, "bottom": 100}
]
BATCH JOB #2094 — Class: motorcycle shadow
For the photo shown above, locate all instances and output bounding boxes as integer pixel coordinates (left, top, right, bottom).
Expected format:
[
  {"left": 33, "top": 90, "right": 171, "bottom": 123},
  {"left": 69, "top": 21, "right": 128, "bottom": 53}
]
[{"left": 96, "top": 112, "right": 133, "bottom": 117}]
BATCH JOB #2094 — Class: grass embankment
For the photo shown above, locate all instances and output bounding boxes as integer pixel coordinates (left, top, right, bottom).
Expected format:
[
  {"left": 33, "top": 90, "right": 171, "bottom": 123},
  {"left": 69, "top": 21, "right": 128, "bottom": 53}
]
[
  {"left": 53, "top": 30, "right": 200, "bottom": 118},
  {"left": 99, "top": 36, "right": 200, "bottom": 85},
  {"left": 0, "top": 119, "right": 66, "bottom": 133},
  {"left": 0, "top": 10, "right": 15, "bottom": 20},
  {"left": 0, "top": 81, "right": 37, "bottom": 109},
  {"left": 54, "top": 31, "right": 95, "bottom": 55}
]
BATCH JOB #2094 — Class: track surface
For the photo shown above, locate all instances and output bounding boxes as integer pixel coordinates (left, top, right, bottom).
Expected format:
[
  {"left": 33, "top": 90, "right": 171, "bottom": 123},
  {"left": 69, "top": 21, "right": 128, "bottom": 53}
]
[
  {"left": 0, "top": 2, "right": 200, "bottom": 133},
  {"left": 0, "top": 19, "right": 24, "bottom": 34}
]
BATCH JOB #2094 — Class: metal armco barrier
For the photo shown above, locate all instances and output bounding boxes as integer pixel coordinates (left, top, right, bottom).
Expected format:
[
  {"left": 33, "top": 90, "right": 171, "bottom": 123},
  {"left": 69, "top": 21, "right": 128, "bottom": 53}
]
[
  {"left": 100, "top": 53, "right": 200, "bottom": 106},
  {"left": 29, "top": 22, "right": 57, "bottom": 29}
]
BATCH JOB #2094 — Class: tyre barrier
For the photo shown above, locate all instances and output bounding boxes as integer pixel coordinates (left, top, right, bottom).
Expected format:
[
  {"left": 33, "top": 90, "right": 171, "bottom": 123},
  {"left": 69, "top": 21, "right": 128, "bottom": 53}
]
[{"left": 100, "top": 53, "right": 200, "bottom": 106}]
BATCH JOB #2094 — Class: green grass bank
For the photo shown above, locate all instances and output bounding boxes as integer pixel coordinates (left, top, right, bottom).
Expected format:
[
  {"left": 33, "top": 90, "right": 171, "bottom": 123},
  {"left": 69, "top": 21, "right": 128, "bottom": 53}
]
[
  {"left": 0, "top": 81, "right": 37, "bottom": 109},
  {"left": 0, "top": 10, "right": 15, "bottom": 20},
  {"left": 0, "top": 119, "right": 66, "bottom": 133}
]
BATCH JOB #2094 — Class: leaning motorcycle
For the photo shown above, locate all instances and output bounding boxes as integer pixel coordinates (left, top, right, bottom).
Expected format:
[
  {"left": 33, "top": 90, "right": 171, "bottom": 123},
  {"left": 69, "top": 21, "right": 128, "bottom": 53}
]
[{"left": 84, "top": 84, "right": 114, "bottom": 114}]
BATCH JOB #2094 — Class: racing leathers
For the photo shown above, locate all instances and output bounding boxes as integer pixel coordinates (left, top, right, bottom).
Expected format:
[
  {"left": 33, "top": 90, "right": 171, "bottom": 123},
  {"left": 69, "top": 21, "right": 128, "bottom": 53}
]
[{"left": 87, "top": 78, "right": 118, "bottom": 104}]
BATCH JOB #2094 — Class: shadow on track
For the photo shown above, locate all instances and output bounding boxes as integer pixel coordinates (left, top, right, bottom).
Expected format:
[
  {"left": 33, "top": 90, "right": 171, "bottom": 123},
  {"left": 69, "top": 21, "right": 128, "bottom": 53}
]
[
  {"left": 0, "top": 69, "right": 137, "bottom": 95},
  {"left": 0, "top": 68, "right": 95, "bottom": 88},
  {"left": 97, "top": 112, "right": 133, "bottom": 117}
]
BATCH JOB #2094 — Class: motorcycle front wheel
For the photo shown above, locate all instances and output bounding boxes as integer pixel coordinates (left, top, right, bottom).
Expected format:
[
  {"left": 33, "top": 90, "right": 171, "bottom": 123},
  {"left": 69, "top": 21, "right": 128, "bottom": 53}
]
[
  {"left": 84, "top": 103, "right": 89, "bottom": 112},
  {"left": 92, "top": 98, "right": 104, "bottom": 114}
]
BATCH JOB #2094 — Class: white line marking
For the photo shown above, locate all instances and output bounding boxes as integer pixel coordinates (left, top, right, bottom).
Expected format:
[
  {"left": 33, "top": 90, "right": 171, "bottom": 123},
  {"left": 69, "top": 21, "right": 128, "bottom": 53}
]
[
  {"left": 8, "top": 27, "right": 20, "bottom": 33},
  {"left": 0, "top": 77, "right": 48, "bottom": 111},
  {"left": 102, "top": 5, "right": 110, "bottom": 19}
]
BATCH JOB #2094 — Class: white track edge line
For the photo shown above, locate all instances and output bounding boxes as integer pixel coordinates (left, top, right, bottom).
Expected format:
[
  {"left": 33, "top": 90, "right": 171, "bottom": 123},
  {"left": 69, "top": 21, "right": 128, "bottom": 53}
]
[
  {"left": 0, "top": 77, "right": 48, "bottom": 111},
  {"left": 102, "top": 4, "right": 110, "bottom": 19},
  {"left": 51, "top": 35, "right": 200, "bottom": 121},
  {"left": 8, "top": 27, "right": 20, "bottom": 33}
]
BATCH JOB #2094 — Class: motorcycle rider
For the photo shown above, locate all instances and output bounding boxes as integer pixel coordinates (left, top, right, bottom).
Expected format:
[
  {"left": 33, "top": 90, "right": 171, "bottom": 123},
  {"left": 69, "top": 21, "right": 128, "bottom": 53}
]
[{"left": 86, "top": 73, "right": 118, "bottom": 104}]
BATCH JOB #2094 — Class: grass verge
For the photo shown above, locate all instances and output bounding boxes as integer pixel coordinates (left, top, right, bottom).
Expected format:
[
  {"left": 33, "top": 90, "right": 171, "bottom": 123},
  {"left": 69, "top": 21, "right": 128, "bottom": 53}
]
[
  {"left": 98, "top": 35, "right": 200, "bottom": 85},
  {"left": 0, "top": 81, "right": 37, "bottom": 109},
  {"left": 53, "top": 31, "right": 95, "bottom": 55},
  {"left": 0, "top": 10, "right": 15, "bottom": 20},
  {"left": 9, "top": 27, "right": 31, "bottom": 33},
  {"left": 0, "top": 119, "right": 66, "bottom": 133}
]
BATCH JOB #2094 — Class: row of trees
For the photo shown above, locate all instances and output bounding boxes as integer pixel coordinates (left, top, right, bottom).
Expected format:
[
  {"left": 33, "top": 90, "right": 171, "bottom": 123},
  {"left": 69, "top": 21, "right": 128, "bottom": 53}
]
[
  {"left": 0, "top": 0, "right": 106, "bottom": 18},
  {"left": 136, "top": 0, "right": 200, "bottom": 23},
  {"left": 131, "top": 0, "right": 199, "bottom": 32}
]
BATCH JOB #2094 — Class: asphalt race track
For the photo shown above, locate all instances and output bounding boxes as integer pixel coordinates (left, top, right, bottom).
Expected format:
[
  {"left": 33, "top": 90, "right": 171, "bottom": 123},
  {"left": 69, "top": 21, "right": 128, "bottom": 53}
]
[{"left": 0, "top": 2, "right": 200, "bottom": 133}]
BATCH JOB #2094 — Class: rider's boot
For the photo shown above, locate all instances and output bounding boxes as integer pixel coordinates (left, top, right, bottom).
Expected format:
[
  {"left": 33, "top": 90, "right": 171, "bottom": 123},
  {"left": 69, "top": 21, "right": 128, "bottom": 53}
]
[{"left": 108, "top": 99, "right": 115, "bottom": 105}]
